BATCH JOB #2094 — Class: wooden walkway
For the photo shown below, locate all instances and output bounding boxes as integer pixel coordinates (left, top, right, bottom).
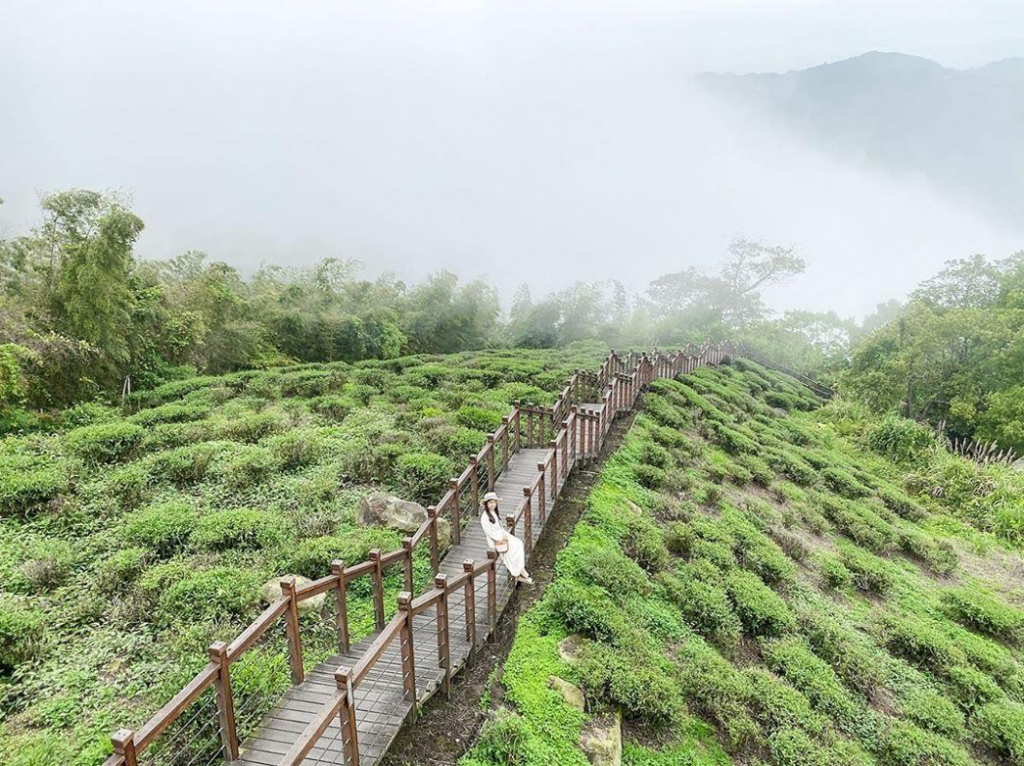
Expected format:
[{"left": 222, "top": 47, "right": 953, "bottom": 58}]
[{"left": 237, "top": 448, "right": 574, "bottom": 766}]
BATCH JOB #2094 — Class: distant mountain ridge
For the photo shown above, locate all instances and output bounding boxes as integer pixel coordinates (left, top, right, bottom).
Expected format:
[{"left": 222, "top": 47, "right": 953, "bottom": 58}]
[{"left": 695, "top": 51, "right": 1024, "bottom": 228}]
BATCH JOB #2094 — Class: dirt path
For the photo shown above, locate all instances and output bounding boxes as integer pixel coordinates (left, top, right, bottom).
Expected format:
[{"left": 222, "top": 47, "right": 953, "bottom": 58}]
[{"left": 380, "top": 409, "right": 639, "bottom": 766}]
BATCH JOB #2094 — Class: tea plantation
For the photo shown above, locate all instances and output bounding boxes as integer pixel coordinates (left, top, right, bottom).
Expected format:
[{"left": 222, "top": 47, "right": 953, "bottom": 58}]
[
  {"left": 463, "top": 360, "right": 1024, "bottom": 766},
  {"left": 0, "top": 343, "right": 613, "bottom": 766}
]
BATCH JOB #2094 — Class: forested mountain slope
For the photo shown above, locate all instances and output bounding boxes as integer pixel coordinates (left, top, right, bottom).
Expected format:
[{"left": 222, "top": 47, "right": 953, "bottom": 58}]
[{"left": 464, "top": 360, "right": 1024, "bottom": 766}]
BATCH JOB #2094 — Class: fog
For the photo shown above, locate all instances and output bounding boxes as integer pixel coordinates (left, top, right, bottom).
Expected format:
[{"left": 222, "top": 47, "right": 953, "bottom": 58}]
[{"left": 2, "top": 0, "right": 1022, "bottom": 318}]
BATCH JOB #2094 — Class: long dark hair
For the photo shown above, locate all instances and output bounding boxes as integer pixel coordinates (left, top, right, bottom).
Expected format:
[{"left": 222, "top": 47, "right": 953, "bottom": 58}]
[{"left": 484, "top": 499, "right": 498, "bottom": 524}]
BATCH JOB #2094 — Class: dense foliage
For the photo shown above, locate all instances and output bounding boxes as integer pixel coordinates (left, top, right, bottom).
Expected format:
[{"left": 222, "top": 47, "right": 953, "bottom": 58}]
[
  {"left": 463, "top": 360, "right": 1024, "bottom": 766},
  {"left": 0, "top": 343, "right": 609, "bottom": 766}
]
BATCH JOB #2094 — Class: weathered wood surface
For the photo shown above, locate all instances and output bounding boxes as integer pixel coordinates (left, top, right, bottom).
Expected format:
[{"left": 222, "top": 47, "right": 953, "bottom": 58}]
[{"left": 237, "top": 449, "right": 564, "bottom": 766}]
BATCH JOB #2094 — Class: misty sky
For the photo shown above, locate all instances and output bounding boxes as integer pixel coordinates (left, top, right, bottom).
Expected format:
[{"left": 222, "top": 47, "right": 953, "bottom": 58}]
[{"left": 2, "top": 0, "right": 1023, "bottom": 318}]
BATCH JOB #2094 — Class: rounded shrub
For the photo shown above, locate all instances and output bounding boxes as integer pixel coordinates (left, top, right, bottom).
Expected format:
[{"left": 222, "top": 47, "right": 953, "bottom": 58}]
[
  {"left": 287, "top": 529, "right": 403, "bottom": 579},
  {"left": 639, "top": 441, "right": 672, "bottom": 469},
  {"left": 454, "top": 405, "right": 503, "bottom": 432},
  {"left": 633, "top": 463, "right": 667, "bottom": 490},
  {"left": 877, "top": 719, "right": 969, "bottom": 766},
  {"left": 974, "top": 699, "right": 1024, "bottom": 765},
  {"left": 0, "top": 456, "right": 69, "bottom": 515},
  {"left": 816, "top": 553, "right": 852, "bottom": 590},
  {"left": 661, "top": 571, "right": 741, "bottom": 648},
  {"left": 575, "top": 544, "right": 651, "bottom": 597},
  {"left": 192, "top": 508, "right": 283, "bottom": 551},
  {"left": 0, "top": 597, "right": 44, "bottom": 670},
  {"left": 158, "top": 566, "right": 261, "bottom": 622},
  {"left": 472, "top": 709, "right": 532, "bottom": 766},
  {"left": 867, "top": 415, "right": 936, "bottom": 464},
  {"left": 726, "top": 570, "right": 794, "bottom": 637},
  {"left": 546, "top": 579, "right": 625, "bottom": 643},
  {"left": 622, "top": 514, "right": 669, "bottom": 573},
  {"left": 122, "top": 501, "right": 199, "bottom": 556},
  {"left": 395, "top": 451, "right": 456, "bottom": 504},
  {"left": 66, "top": 421, "right": 144, "bottom": 463},
  {"left": 940, "top": 587, "right": 1024, "bottom": 644},
  {"left": 96, "top": 547, "right": 150, "bottom": 593}
]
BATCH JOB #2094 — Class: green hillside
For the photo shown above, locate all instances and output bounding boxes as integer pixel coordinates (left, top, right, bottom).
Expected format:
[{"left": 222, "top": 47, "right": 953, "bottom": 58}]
[
  {"left": 0, "top": 343, "right": 611, "bottom": 766},
  {"left": 463, "top": 361, "right": 1024, "bottom": 766}
]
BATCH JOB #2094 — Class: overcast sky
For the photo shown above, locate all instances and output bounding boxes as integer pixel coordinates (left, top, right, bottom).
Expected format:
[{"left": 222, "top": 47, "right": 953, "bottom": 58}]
[{"left": 2, "top": 0, "right": 1022, "bottom": 317}]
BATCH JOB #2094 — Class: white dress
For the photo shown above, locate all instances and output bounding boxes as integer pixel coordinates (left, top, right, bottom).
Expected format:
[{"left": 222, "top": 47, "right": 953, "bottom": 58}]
[{"left": 480, "top": 509, "right": 527, "bottom": 578}]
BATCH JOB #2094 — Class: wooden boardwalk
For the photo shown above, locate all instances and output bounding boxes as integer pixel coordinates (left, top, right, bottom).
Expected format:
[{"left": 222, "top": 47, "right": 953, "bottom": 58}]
[{"left": 237, "top": 449, "right": 575, "bottom": 766}]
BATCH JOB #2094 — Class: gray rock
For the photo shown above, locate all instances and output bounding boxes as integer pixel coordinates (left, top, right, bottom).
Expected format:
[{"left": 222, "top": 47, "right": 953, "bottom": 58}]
[
  {"left": 356, "top": 493, "right": 428, "bottom": 533},
  {"left": 557, "top": 634, "right": 587, "bottom": 665},
  {"left": 580, "top": 710, "right": 621, "bottom": 766},
  {"left": 260, "top": 575, "right": 325, "bottom": 614},
  {"left": 548, "top": 675, "right": 585, "bottom": 711}
]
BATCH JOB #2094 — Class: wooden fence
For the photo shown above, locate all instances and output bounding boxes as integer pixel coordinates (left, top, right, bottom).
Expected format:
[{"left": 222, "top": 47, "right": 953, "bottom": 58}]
[{"left": 102, "top": 341, "right": 739, "bottom": 766}]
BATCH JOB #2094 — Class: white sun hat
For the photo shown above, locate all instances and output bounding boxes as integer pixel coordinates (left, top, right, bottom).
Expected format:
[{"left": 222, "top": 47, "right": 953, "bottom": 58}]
[{"left": 483, "top": 491, "right": 499, "bottom": 503}]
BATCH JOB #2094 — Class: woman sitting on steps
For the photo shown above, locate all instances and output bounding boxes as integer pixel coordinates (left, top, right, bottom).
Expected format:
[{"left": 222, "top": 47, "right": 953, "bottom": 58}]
[{"left": 480, "top": 491, "right": 533, "bottom": 585}]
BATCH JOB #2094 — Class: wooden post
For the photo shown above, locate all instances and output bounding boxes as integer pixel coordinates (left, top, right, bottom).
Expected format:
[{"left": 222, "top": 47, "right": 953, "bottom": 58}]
[
  {"left": 514, "top": 406, "right": 522, "bottom": 452},
  {"left": 449, "top": 478, "right": 461, "bottom": 546},
  {"left": 486, "top": 436, "right": 496, "bottom": 490},
  {"left": 332, "top": 560, "right": 349, "bottom": 653},
  {"left": 281, "top": 576, "right": 304, "bottom": 684},
  {"left": 486, "top": 550, "right": 498, "bottom": 638},
  {"left": 527, "top": 406, "right": 535, "bottom": 446},
  {"left": 537, "top": 462, "right": 547, "bottom": 523},
  {"left": 427, "top": 507, "right": 440, "bottom": 573},
  {"left": 561, "top": 424, "right": 569, "bottom": 480},
  {"left": 336, "top": 667, "right": 360, "bottom": 766},
  {"left": 470, "top": 456, "right": 479, "bottom": 512},
  {"left": 522, "top": 486, "right": 533, "bottom": 554},
  {"left": 369, "top": 550, "right": 385, "bottom": 631},
  {"left": 463, "top": 559, "right": 477, "bottom": 661},
  {"left": 402, "top": 537, "right": 415, "bottom": 593},
  {"left": 208, "top": 641, "right": 239, "bottom": 763},
  {"left": 549, "top": 439, "right": 558, "bottom": 497},
  {"left": 397, "top": 592, "right": 417, "bottom": 720},
  {"left": 435, "top": 574, "right": 452, "bottom": 697},
  {"left": 501, "top": 417, "right": 510, "bottom": 470},
  {"left": 111, "top": 729, "right": 138, "bottom": 766}
]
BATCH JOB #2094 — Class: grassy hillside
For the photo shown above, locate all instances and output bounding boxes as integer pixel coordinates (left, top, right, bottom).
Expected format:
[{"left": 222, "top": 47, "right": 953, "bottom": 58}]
[
  {"left": 0, "top": 342, "right": 612, "bottom": 766},
  {"left": 463, "top": 360, "right": 1024, "bottom": 766}
]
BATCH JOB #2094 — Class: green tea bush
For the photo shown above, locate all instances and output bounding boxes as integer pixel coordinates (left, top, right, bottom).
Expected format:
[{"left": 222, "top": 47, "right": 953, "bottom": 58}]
[
  {"left": 455, "top": 405, "right": 503, "bottom": 432},
  {"left": 633, "top": 463, "right": 667, "bottom": 490},
  {"left": 898, "top": 527, "right": 957, "bottom": 575},
  {"left": 14, "top": 539, "right": 76, "bottom": 593},
  {"left": 767, "top": 728, "right": 828, "bottom": 766},
  {"left": 644, "top": 394, "right": 688, "bottom": 429},
  {"left": 287, "top": 529, "right": 402, "bottom": 578},
  {"left": 0, "top": 596, "right": 44, "bottom": 669},
  {"left": 900, "top": 686, "right": 964, "bottom": 739},
  {"left": 144, "top": 443, "right": 223, "bottom": 485},
  {"left": 736, "top": 453, "right": 774, "bottom": 486},
  {"left": 266, "top": 430, "right": 321, "bottom": 470},
  {"left": 576, "top": 544, "right": 651, "bottom": 597},
  {"left": 708, "top": 421, "right": 756, "bottom": 455},
  {"left": 65, "top": 421, "right": 144, "bottom": 463},
  {"left": 158, "top": 566, "right": 261, "bottom": 623},
  {"left": 877, "top": 719, "right": 969, "bottom": 766},
  {"left": 744, "top": 667, "right": 829, "bottom": 737},
  {"left": 821, "top": 466, "right": 870, "bottom": 498},
  {"left": 639, "top": 441, "right": 672, "bottom": 469},
  {"left": 816, "top": 553, "right": 852, "bottom": 590},
  {"left": 471, "top": 709, "right": 532, "bottom": 766},
  {"left": 726, "top": 570, "right": 794, "bottom": 637},
  {"left": 940, "top": 587, "right": 1024, "bottom": 644},
  {"left": 0, "top": 455, "right": 69, "bottom": 515},
  {"left": 974, "top": 700, "right": 1024, "bottom": 765},
  {"left": 621, "top": 514, "right": 669, "bottom": 573},
  {"left": 692, "top": 539, "right": 737, "bottom": 571},
  {"left": 395, "top": 451, "right": 456, "bottom": 503},
  {"left": 192, "top": 508, "right": 282, "bottom": 551},
  {"left": 765, "top": 449, "right": 818, "bottom": 485},
  {"left": 217, "top": 446, "right": 276, "bottom": 489},
  {"left": 838, "top": 545, "right": 895, "bottom": 595},
  {"left": 122, "top": 501, "right": 199, "bottom": 556},
  {"left": 876, "top": 485, "right": 927, "bottom": 521},
  {"left": 96, "top": 547, "right": 150, "bottom": 593},
  {"left": 867, "top": 415, "right": 936, "bottom": 465},
  {"left": 676, "top": 635, "right": 760, "bottom": 749},
  {"left": 944, "top": 663, "right": 1003, "bottom": 711},
  {"left": 129, "top": 402, "right": 209, "bottom": 427},
  {"left": 576, "top": 640, "right": 683, "bottom": 724},
  {"left": 310, "top": 394, "right": 351, "bottom": 421},
  {"left": 546, "top": 579, "right": 625, "bottom": 643},
  {"left": 215, "top": 411, "right": 284, "bottom": 443},
  {"left": 761, "top": 636, "right": 869, "bottom": 737},
  {"left": 660, "top": 571, "right": 741, "bottom": 647}
]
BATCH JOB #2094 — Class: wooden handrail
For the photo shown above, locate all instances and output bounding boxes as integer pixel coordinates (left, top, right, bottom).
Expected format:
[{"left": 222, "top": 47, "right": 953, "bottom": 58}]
[
  {"left": 135, "top": 662, "right": 219, "bottom": 750},
  {"left": 353, "top": 612, "right": 406, "bottom": 687}
]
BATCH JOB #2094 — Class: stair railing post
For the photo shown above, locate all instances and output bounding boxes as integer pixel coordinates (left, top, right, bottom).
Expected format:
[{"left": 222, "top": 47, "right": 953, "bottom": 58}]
[
  {"left": 522, "top": 486, "right": 533, "bottom": 555},
  {"left": 111, "top": 729, "right": 138, "bottom": 766},
  {"left": 501, "top": 416, "right": 511, "bottom": 469},
  {"left": 209, "top": 641, "right": 240, "bottom": 763},
  {"left": 527, "top": 406, "right": 535, "bottom": 446},
  {"left": 280, "top": 576, "right": 304, "bottom": 684},
  {"left": 336, "top": 667, "right": 360, "bottom": 766},
  {"left": 486, "top": 436, "right": 496, "bottom": 489},
  {"left": 486, "top": 550, "right": 498, "bottom": 638},
  {"left": 402, "top": 537, "right": 415, "bottom": 593},
  {"left": 469, "top": 457, "right": 480, "bottom": 512},
  {"left": 435, "top": 574, "right": 452, "bottom": 697},
  {"left": 514, "top": 406, "right": 522, "bottom": 452},
  {"left": 549, "top": 439, "right": 558, "bottom": 497},
  {"left": 463, "top": 559, "right": 477, "bottom": 662},
  {"left": 427, "top": 507, "right": 440, "bottom": 574},
  {"left": 332, "top": 559, "right": 350, "bottom": 653},
  {"left": 537, "top": 463, "right": 547, "bottom": 523},
  {"left": 449, "top": 478, "right": 462, "bottom": 546},
  {"left": 397, "top": 593, "right": 417, "bottom": 721},
  {"left": 368, "top": 550, "right": 385, "bottom": 631}
]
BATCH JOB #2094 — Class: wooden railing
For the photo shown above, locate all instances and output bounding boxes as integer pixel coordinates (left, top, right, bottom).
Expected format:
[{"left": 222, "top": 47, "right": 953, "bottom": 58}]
[{"left": 102, "top": 341, "right": 738, "bottom": 766}]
